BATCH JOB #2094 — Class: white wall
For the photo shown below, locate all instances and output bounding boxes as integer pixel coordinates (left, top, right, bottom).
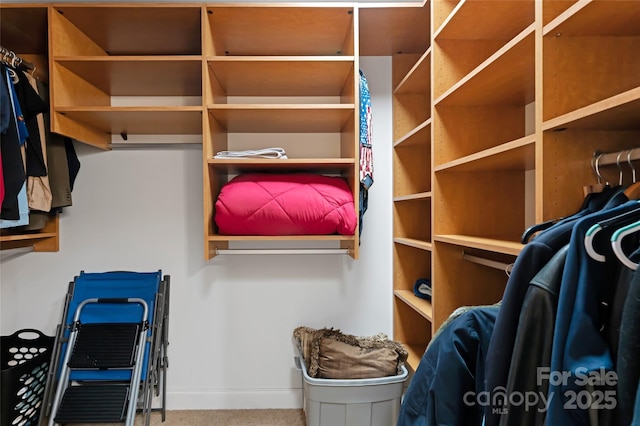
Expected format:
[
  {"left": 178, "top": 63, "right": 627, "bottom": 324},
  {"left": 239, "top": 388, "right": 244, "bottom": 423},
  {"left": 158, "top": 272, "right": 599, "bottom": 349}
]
[{"left": 0, "top": 57, "right": 393, "bottom": 409}]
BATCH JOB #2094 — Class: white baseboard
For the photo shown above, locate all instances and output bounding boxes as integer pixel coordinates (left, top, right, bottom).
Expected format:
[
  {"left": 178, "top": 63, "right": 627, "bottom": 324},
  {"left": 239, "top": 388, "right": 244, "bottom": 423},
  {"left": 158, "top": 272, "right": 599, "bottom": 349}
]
[{"left": 165, "top": 388, "right": 303, "bottom": 410}]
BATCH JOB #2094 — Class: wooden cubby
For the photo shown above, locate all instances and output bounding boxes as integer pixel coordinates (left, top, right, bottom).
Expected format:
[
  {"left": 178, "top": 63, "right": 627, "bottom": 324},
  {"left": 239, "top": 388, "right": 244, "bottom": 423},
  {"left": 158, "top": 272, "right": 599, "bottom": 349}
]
[
  {"left": 0, "top": 5, "right": 59, "bottom": 253},
  {"left": 202, "top": 4, "right": 359, "bottom": 260},
  {"left": 49, "top": 4, "right": 203, "bottom": 150}
]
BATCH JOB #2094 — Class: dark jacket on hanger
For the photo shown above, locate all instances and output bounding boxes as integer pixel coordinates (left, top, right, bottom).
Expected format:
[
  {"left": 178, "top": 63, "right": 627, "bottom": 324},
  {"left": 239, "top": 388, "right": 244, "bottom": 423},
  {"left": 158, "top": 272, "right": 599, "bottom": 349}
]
[
  {"left": 547, "top": 200, "right": 640, "bottom": 426},
  {"left": 14, "top": 69, "right": 47, "bottom": 178},
  {"left": 0, "top": 65, "right": 26, "bottom": 220},
  {"left": 397, "top": 306, "right": 499, "bottom": 426},
  {"left": 483, "top": 188, "right": 629, "bottom": 426},
  {"left": 500, "top": 244, "right": 569, "bottom": 426},
  {"left": 617, "top": 260, "right": 640, "bottom": 426}
]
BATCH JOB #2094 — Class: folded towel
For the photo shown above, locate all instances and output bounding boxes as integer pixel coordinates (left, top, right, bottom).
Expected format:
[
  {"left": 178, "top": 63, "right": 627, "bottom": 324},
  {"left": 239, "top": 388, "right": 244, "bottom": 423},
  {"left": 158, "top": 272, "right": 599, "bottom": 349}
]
[
  {"left": 214, "top": 147, "right": 288, "bottom": 159},
  {"left": 413, "top": 278, "right": 432, "bottom": 300}
]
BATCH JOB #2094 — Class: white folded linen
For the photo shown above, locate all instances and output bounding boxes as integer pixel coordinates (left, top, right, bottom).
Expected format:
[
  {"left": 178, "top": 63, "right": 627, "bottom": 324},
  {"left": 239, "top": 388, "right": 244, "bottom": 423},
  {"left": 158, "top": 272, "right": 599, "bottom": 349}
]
[{"left": 214, "top": 147, "right": 288, "bottom": 159}]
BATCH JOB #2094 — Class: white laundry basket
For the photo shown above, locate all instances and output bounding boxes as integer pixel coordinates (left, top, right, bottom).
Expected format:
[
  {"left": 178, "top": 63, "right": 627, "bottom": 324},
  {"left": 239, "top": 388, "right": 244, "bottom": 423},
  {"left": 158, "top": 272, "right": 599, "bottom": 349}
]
[{"left": 294, "top": 351, "right": 408, "bottom": 426}]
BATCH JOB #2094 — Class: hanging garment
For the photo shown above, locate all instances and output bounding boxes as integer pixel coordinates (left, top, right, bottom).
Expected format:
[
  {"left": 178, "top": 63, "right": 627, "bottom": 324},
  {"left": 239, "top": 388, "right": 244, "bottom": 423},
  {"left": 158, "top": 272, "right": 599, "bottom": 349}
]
[
  {"left": 358, "top": 69, "right": 373, "bottom": 239},
  {"left": 499, "top": 244, "right": 569, "bottom": 426},
  {"left": 547, "top": 201, "right": 640, "bottom": 426},
  {"left": 483, "top": 187, "right": 629, "bottom": 425},
  {"left": 397, "top": 305, "right": 499, "bottom": 426},
  {"left": 15, "top": 70, "right": 51, "bottom": 213},
  {"left": 617, "top": 263, "right": 640, "bottom": 426},
  {"left": 0, "top": 65, "right": 28, "bottom": 226}
]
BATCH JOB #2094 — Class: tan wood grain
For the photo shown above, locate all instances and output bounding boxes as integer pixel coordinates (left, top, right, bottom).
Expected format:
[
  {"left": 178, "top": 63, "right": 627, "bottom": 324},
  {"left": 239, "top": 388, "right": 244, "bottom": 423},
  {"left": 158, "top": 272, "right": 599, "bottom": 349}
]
[
  {"left": 52, "top": 5, "right": 202, "bottom": 55},
  {"left": 544, "top": 0, "right": 640, "bottom": 36},
  {"left": 435, "top": 25, "right": 535, "bottom": 106},
  {"left": 359, "top": 3, "right": 429, "bottom": 56},
  {"left": 435, "top": 0, "right": 534, "bottom": 40},
  {"left": 208, "top": 105, "right": 355, "bottom": 133},
  {"left": 543, "top": 36, "right": 640, "bottom": 121},
  {"left": 207, "top": 6, "right": 354, "bottom": 56},
  {"left": 55, "top": 57, "right": 202, "bottom": 96},
  {"left": 208, "top": 57, "right": 354, "bottom": 97},
  {"left": 54, "top": 107, "right": 203, "bottom": 135}
]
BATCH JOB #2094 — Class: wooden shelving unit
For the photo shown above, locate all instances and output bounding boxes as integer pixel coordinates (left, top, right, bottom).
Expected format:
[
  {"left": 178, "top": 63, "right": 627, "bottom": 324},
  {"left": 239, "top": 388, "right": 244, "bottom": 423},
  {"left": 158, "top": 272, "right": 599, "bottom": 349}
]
[
  {"left": 49, "top": 5, "right": 203, "bottom": 149},
  {"left": 426, "top": 0, "right": 640, "bottom": 334},
  {"left": 380, "top": 0, "right": 432, "bottom": 371},
  {"left": 202, "top": 4, "right": 359, "bottom": 260}
]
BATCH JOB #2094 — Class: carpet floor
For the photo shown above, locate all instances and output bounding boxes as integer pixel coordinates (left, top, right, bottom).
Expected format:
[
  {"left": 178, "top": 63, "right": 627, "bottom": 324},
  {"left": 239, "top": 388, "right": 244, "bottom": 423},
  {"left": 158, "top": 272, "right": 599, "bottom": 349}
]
[{"left": 44, "top": 409, "right": 306, "bottom": 426}]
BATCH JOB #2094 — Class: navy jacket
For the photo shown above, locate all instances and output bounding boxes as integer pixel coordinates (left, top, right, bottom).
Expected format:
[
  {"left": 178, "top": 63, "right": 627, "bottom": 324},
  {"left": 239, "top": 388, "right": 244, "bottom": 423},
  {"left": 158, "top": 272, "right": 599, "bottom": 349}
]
[
  {"left": 483, "top": 188, "right": 630, "bottom": 426},
  {"left": 397, "top": 306, "right": 498, "bottom": 426},
  {"left": 548, "top": 200, "right": 640, "bottom": 425}
]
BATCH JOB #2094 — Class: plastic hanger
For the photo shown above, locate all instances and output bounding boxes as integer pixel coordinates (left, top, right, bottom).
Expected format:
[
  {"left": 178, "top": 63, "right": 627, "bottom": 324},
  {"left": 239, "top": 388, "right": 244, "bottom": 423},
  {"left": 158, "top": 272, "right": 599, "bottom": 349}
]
[
  {"left": 610, "top": 219, "right": 640, "bottom": 270},
  {"left": 584, "top": 206, "right": 640, "bottom": 262}
]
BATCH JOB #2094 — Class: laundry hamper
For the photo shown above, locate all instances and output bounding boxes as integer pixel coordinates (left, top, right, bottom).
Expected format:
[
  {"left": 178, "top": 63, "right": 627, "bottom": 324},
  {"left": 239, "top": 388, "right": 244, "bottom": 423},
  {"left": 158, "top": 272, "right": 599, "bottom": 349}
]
[{"left": 1, "top": 329, "right": 55, "bottom": 426}]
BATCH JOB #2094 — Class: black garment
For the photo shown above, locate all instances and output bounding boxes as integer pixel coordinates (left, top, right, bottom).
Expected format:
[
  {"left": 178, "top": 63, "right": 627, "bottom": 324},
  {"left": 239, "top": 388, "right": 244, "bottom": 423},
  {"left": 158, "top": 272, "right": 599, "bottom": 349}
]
[
  {"left": 500, "top": 245, "right": 569, "bottom": 426},
  {"left": 64, "top": 137, "right": 80, "bottom": 191},
  {"left": 0, "top": 65, "right": 26, "bottom": 220},
  {"left": 14, "top": 70, "right": 47, "bottom": 177},
  {"left": 617, "top": 264, "right": 640, "bottom": 426},
  {"left": 484, "top": 187, "right": 629, "bottom": 426}
]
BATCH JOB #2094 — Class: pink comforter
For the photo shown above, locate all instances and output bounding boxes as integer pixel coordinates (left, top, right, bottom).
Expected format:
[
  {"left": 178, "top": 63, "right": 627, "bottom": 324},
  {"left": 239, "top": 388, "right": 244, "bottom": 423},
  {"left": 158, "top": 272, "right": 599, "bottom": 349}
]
[{"left": 215, "top": 173, "right": 357, "bottom": 236}]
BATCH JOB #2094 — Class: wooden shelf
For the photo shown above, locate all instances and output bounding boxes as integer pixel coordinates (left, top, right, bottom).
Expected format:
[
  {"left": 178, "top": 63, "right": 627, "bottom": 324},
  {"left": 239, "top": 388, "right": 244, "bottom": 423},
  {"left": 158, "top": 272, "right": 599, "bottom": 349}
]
[
  {"left": 435, "top": 0, "right": 534, "bottom": 40},
  {"left": 208, "top": 105, "right": 354, "bottom": 133},
  {"left": 543, "top": 87, "right": 640, "bottom": 131},
  {"left": 404, "top": 343, "right": 427, "bottom": 372},
  {"left": 358, "top": 2, "right": 430, "bottom": 56},
  {"left": 435, "top": 134, "right": 535, "bottom": 172},
  {"left": 52, "top": 5, "right": 202, "bottom": 55},
  {"left": 544, "top": 0, "right": 640, "bottom": 36},
  {"left": 55, "top": 107, "right": 203, "bottom": 135},
  {"left": 209, "top": 234, "right": 355, "bottom": 242},
  {"left": 394, "top": 49, "right": 431, "bottom": 95},
  {"left": 0, "top": 5, "right": 48, "bottom": 54},
  {"left": 435, "top": 24, "right": 535, "bottom": 106},
  {"left": 395, "top": 290, "right": 433, "bottom": 321},
  {"left": 394, "top": 192, "right": 432, "bottom": 202},
  {"left": 394, "top": 238, "right": 433, "bottom": 251},
  {"left": 434, "top": 235, "right": 523, "bottom": 256},
  {"left": 394, "top": 119, "right": 431, "bottom": 148},
  {"left": 206, "top": 5, "right": 355, "bottom": 56},
  {"left": 54, "top": 56, "right": 202, "bottom": 96},
  {"left": 207, "top": 56, "right": 354, "bottom": 96},
  {"left": 0, "top": 232, "right": 56, "bottom": 243},
  {"left": 207, "top": 158, "right": 355, "bottom": 174}
]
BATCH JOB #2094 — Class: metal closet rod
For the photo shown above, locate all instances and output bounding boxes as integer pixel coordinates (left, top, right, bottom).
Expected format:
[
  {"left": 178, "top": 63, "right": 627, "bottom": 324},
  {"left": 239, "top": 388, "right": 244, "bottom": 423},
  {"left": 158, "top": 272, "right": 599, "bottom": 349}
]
[
  {"left": 462, "top": 251, "right": 513, "bottom": 273},
  {"left": 596, "top": 147, "right": 640, "bottom": 167},
  {"left": 215, "top": 248, "right": 350, "bottom": 255},
  {"left": 0, "top": 45, "right": 35, "bottom": 71}
]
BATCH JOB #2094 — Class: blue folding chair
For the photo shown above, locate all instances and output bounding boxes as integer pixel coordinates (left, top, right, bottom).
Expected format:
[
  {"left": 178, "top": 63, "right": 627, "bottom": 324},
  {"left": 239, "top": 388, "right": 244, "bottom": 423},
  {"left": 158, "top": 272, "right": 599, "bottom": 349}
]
[{"left": 42, "top": 271, "right": 170, "bottom": 426}]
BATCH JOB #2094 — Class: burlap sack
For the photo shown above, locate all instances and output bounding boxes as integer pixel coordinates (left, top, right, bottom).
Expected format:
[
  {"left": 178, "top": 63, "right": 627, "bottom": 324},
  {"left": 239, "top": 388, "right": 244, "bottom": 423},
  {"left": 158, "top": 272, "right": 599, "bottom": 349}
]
[{"left": 293, "top": 326, "right": 408, "bottom": 380}]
